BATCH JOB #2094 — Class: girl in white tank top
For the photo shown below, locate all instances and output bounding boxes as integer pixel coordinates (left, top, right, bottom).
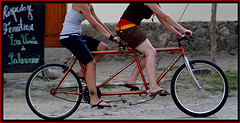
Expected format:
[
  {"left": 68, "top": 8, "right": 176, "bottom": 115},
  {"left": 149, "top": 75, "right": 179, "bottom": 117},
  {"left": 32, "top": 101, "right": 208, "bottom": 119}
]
[{"left": 59, "top": 3, "right": 120, "bottom": 108}]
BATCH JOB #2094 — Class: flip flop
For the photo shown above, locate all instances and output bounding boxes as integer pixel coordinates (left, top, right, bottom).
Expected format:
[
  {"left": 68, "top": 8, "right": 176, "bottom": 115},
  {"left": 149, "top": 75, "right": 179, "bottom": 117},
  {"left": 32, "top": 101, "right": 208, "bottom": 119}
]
[
  {"left": 150, "top": 89, "right": 170, "bottom": 97},
  {"left": 124, "top": 84, "right": 140, "bottom": 91},
  {"left": 91, "top": 100, "right": 111, "bottom": 109}
]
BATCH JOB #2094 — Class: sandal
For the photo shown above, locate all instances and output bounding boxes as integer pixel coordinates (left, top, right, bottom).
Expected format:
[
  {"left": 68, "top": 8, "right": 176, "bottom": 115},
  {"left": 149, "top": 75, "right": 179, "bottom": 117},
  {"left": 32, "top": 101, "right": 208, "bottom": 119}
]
[
  {"left": 91, "top": 100, "right": 111, "bottom": 109},
  {"left": 124, "top": 84, "right": 140, "bottom": 91},
  {"left": 150, "top": 89, "right": 170, "bottom": 97}
]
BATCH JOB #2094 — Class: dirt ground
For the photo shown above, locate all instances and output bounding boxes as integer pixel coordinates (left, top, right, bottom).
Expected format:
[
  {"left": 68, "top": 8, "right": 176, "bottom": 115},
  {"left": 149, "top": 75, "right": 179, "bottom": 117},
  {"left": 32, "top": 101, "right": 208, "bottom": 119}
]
[{"left": 2, "top": 48, "right": 238, "bottom": 121}]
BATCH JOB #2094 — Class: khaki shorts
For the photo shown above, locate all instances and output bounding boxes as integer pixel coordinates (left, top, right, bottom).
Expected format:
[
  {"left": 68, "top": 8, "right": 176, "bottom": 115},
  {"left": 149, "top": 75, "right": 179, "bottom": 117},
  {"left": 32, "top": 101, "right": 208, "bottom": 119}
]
[{"left": 116, "top": 26, "right": 147, "bottom": 49}]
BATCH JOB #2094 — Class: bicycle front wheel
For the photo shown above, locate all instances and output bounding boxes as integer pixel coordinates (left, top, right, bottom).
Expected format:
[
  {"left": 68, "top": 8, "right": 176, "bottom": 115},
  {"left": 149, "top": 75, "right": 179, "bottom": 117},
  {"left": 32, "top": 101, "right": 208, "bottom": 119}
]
[
  {"left": 25, "top": 64, "right": 82, "bottom": 120},
  {"left": 171, "top": 60, "right": 228, "bottom": 117}
]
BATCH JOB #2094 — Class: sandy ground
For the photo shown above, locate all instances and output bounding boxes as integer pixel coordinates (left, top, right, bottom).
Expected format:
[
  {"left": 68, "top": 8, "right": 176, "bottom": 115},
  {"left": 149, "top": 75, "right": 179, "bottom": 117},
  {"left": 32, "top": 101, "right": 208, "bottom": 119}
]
[{"left": 2, "top": 48, "right": 238, "bottom": 121}]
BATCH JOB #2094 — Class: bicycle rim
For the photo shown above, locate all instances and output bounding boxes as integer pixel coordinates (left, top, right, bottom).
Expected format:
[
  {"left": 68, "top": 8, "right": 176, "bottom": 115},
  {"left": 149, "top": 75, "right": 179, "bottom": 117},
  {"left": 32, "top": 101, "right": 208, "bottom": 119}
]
[
  {"left": 171, "top": 60, "right": 228, "bottom": 117},
  {"left": 25, "top": 64, "right": 82, "bottom": 120}
]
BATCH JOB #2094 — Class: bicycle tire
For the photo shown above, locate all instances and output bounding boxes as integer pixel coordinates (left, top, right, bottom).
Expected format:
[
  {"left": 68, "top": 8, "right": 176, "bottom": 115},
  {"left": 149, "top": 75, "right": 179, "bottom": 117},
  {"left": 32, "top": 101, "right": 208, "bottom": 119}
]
[
  {"left": 171, "top": 60, "right": 229, "bottom": 117},
  {"left": 25, "top": 64, "right": 82, "bottom": 120}
]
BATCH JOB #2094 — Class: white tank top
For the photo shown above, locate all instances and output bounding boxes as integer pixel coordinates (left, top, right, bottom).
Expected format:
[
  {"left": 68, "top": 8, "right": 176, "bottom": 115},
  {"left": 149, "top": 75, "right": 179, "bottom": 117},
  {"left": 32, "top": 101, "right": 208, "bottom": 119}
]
[{"left": 60, "top": 6, "right": 90, "bottom": 35}]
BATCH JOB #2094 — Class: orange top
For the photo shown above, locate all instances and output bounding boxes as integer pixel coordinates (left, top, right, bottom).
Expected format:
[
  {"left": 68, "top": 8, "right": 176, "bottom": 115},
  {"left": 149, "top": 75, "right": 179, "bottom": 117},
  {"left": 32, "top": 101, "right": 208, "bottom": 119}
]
[{"left": 116, "top": 19, "right": 135, "bottom": 27}]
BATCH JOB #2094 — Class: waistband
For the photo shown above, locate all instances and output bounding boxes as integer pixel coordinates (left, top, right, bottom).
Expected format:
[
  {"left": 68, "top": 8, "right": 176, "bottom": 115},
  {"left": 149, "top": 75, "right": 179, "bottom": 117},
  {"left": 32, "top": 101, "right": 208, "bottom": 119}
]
[
  {"left": 115, "top": 24, "right": 138, "bottom": 32},
  {"left": 60, "top": 33, "right": 81, "bottom": 40}
]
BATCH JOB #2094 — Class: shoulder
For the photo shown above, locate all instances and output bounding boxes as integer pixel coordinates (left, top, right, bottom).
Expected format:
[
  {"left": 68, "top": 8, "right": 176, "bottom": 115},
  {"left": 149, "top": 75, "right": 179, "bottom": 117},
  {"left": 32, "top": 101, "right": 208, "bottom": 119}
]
[
  {"left": 144, "top": 3, "right": 158, "bottom": 7},
  {"left": 72, "top": 4, "right": 90, "bottom": 13},
  {"left": 144, "top": 3, "right": 161, "bottom": 11}
]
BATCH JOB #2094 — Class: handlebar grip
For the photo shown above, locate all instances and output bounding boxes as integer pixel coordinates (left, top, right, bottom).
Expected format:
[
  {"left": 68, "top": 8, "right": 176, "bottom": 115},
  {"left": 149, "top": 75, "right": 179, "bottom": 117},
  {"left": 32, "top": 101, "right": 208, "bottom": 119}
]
[
  {"left": 177, "top": 35, "right": 189, "bottom": 42},
  {"left": 185, "top": 32, "right": 191, "bottom": 36}
]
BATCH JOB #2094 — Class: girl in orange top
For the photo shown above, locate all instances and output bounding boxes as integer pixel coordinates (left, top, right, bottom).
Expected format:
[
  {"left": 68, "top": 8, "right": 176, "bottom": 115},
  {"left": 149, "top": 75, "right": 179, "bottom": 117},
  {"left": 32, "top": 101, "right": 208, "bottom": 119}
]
[{"left": 116, "top": 3, "right": 192, "bottom": 96}]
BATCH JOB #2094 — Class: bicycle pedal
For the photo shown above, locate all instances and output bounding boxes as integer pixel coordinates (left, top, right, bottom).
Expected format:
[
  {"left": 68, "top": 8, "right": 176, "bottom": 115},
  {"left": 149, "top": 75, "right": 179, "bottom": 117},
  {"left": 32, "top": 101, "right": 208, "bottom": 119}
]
[
  {"left": 149, "top": 92, "right": 157, "bottom": 97},
  {"left": 159, "top": 94, "right": 167, "bottom": 96}
]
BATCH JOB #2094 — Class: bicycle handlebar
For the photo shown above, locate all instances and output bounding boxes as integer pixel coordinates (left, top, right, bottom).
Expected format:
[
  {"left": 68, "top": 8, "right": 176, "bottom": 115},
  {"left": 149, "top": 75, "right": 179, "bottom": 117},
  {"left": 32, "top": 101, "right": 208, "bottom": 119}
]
[
  {"left": 119, "top": 40, "right": 128, "bottom": 46},
  {"left": 185, "top": 32, "right": 191, "bottom": 36},
  {"left": 177, "top": 33, "right": 195, "bottom": 46}
]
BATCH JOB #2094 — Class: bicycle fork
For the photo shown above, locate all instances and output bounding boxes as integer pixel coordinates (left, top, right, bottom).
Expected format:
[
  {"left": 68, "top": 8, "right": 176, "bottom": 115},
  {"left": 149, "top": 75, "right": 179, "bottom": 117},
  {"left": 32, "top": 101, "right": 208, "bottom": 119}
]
[{"left": 183, "top": 56, "right": 202, "bottom": 89}]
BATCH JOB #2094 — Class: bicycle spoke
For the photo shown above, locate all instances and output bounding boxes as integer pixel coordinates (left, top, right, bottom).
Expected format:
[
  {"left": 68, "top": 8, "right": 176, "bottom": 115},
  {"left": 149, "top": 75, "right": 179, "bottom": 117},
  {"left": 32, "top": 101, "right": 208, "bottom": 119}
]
[{"left": 26, "top": 64, "right": 82, "bottom": 120}]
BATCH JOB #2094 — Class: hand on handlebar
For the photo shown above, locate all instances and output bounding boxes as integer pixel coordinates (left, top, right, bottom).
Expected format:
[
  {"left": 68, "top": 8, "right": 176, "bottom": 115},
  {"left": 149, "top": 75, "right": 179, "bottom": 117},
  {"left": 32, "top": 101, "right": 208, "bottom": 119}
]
[
  {"left": 113, "top": 37, "right": 121, "bottom": 44},
  {"left": 177, "top": 31, "right": 195, "bottom": 46},
  {"left": 176, "top": 30, "right": 193, "bottom": 42},
  {"left": 183, "top": 30, "right": 192, "bottom": 37}
]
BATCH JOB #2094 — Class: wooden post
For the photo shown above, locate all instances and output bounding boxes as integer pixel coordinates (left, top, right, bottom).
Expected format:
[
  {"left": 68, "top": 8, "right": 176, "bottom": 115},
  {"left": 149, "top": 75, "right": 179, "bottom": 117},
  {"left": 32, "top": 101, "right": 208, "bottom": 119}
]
[{"left": 210, "top": 3, "right": 217, "bottom": 63}]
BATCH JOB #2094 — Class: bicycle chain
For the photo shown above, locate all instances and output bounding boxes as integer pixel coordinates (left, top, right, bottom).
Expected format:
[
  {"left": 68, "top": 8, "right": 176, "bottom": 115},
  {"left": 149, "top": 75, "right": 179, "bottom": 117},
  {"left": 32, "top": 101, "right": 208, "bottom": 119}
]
[{"left": 106, "top": 94, "right": 155, "bottom": 106}]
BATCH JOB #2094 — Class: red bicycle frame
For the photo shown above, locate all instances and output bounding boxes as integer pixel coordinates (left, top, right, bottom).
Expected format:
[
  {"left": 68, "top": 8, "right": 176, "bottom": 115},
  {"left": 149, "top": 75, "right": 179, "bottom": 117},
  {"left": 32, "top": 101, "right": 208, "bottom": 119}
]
[{"left": 55, "top": 46, "right": 186, "bottom": 96}]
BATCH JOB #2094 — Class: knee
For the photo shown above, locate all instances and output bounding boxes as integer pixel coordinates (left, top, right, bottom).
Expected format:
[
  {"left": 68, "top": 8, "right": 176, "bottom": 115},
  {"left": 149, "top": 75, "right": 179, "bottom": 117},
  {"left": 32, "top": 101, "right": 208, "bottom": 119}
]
[
  {"left": 90, "top": 60, "right": 97, "bottom": 66},
  {"left": 146, "top": 49, "right": 157, "bottom": 58},
  {"left": 87, "top": 60, "right": 96, "bottom": 67},
  {"left": 104, "top": 44, "right": 109, "bottom": 51},
  {"left": 152, "top": 50, "right": 157, "bottom": 57}
]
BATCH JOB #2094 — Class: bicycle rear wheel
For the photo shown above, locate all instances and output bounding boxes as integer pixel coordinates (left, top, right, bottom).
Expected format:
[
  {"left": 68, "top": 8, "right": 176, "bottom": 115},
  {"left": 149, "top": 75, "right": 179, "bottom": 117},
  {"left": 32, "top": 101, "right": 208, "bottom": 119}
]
[
  {"left": 25, "top": 64, "right": 82, "bottom": 120},
  {"left": 171, "top": 60, "right": 228, "bottom": 117}
]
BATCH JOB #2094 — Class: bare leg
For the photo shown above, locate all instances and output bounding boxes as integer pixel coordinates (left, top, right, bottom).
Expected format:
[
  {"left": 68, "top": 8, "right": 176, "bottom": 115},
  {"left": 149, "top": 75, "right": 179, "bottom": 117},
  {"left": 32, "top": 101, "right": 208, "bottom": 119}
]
[
  {"left": 125, "top": 56, "right": 146, "bottom": 86},
  {"left": 77, "top": 42, "right": 109, "bottom": 77},
  {"left": 93, "top": 42, "right": 109, "bottom": 62},
  {"left": 85, "top": 60, "right": 111, "bottom": 107},
  {"left": 135, "top": 39, "right": 163, "bottom": 93}
]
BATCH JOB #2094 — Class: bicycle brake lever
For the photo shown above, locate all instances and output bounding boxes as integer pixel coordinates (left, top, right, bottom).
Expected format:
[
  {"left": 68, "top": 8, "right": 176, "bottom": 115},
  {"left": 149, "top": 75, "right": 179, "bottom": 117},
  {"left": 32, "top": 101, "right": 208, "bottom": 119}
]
[
  {"left": 188, "top": 36, "right": 195, "bottom": 46},
  {"left": 188, "top": 40, "right": 192, "bottom": 46},
  {"left": 190, "top": 35, "right": 196, "bottom": 39}
]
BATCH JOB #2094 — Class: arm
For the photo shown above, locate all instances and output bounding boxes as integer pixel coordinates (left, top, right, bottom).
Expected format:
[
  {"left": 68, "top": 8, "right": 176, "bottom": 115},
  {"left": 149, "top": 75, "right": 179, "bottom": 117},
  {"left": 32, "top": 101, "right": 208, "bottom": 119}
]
[
  {"left": 159, "top": 17, "right": 180, "bottom": 36},
  {"left": 74, "top": 4, "right": 120, "bottom": 43},
  {"left": 90, "top": 5, "right": 112, "bottom": 34},
  {"left": 145, "top": 3, "right": 192, "bottom": 36},
  {"left": 76, "top": 4, "right": 111, "bottom": 38}
]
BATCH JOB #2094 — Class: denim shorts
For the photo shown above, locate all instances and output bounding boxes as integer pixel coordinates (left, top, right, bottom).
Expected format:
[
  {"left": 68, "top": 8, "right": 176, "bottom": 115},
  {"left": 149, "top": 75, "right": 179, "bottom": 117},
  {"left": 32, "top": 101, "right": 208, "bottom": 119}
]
[{"left": 60, "top": 34, "right": 100, "bottom": 65}]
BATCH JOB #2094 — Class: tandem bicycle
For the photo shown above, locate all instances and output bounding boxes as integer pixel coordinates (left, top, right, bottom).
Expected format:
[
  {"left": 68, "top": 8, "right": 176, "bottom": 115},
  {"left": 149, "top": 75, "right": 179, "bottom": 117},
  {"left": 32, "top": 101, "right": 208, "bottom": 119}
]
[{"left": 25, "top": 34, "right": 229, "bottom": 120}]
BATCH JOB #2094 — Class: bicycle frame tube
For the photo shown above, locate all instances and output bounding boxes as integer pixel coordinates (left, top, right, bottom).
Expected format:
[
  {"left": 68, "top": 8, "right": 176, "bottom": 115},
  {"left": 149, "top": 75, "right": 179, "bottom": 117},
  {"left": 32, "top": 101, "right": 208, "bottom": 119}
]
[
  {"left": 134, "top": 51, "right": 149, "bottom": 90},
  {"left": 55, "top": 46, "right": 189, "bottom": 96},
  {"left": 94, "top": 47, "right": 186, "bottom": 96},
  {"left": 98, "top": 58, "right": 135, "bottom": 88},
  {"left": 55, "top": 58, "right": 77, "bottom": 90},
  {"left": 155, "top": 47, "right": 184, "bottom": 84},
  {"left": 96, "top": 50, "right": 149, "bottom": 95}
]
